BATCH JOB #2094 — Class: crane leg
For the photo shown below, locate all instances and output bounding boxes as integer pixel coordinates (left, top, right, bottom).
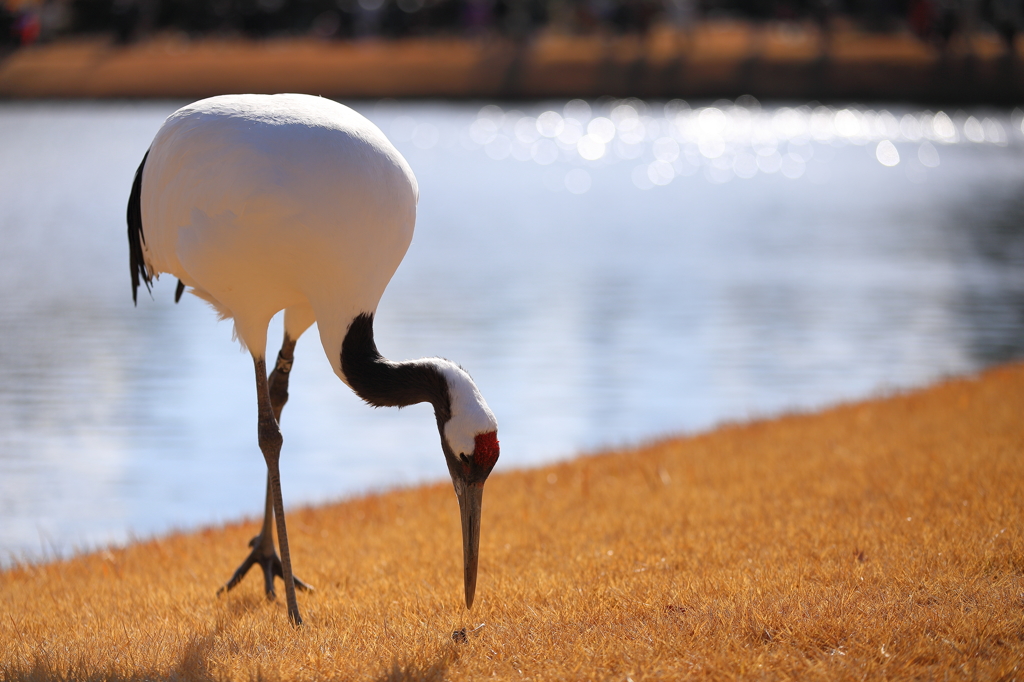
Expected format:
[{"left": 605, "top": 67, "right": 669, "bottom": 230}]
[
  {"left": 217, "top": 336, "right": 311, "bottom": 619},
  {"left": 253, "top": 354, "right": 301, "bottom": 625}
]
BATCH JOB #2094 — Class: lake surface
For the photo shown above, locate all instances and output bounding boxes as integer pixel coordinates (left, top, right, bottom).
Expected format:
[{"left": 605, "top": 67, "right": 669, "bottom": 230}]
[{"left": 1, "top": 99, "right": 1023, "bottom": 564}]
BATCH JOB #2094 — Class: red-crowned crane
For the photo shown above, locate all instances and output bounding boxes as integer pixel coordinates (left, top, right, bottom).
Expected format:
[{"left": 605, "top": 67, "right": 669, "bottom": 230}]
[{"left": 128, "top": 93, "right": 500, "bottom": 626}]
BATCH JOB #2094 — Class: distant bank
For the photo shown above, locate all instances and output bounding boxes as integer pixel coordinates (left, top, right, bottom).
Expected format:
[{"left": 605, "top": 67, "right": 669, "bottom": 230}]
[{"left": 1, "top": 22, "right": 1022, "bottom": 102}]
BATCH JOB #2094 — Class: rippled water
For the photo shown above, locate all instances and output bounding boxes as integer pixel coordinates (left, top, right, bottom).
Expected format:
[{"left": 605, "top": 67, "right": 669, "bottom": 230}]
[{"left": 1, "top": 99, "right": 1023, "bottom": 564}]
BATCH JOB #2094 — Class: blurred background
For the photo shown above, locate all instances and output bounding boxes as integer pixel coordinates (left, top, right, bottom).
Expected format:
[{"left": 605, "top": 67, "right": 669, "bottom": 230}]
[
  {"left": 2, "top": 0, "right": 1022, "bottom": 48},
  {"left": 0, "top": 0, "right": 1022, "bottom": 564},
  {"left": 1, "top": 0, "right": 1022, "bottom": 99}
]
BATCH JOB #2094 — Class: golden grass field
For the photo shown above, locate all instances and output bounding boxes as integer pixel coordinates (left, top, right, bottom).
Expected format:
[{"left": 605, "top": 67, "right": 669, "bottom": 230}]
[{"left": 2, "top": 363, "right": 1023, "bottom": 680}]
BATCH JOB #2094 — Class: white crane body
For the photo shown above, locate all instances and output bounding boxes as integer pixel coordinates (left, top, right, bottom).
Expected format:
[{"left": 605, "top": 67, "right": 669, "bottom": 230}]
[
  {"left": 140, "top": 94, "right": 418, "bottom": 378},
  {"left": 129, "top": 94, "right": 499, "bottom": 626}
]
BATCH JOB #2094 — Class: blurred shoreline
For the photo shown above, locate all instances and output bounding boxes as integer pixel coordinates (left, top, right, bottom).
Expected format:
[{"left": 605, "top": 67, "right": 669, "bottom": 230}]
[{"left": 2, "top": 21, "right": 1022, "bottom": 101}]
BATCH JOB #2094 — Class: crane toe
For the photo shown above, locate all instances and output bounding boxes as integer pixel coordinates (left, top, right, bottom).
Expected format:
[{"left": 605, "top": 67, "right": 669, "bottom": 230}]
[{"left": 217, "top": 534, "right": 314, "bottom": 600}]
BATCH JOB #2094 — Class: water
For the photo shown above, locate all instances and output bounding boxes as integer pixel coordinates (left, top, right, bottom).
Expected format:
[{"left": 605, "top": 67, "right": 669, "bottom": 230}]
[{"left": 1, "top": 99, "right": 1023, "bottom": 564}]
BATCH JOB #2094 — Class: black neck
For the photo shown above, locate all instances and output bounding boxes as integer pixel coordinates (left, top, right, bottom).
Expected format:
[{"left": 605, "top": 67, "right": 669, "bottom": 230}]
[{"left": 341, "top": 313, "right": 452, "bottom": 425}]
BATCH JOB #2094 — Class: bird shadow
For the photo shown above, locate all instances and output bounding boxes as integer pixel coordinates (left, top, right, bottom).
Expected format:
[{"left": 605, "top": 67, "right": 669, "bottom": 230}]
[
  {"left": 5, "top": 628, "right": 219, "bottom": 682},
  {"left": 6, "top": 620, "right": 459, "bottom": 682},
  {"left": 375, "top": 646, "right": 458, "bottom": 682},
  {"left": 221, "top": 591, "right": 269, "bottom": 618},
  {"left": 375, "top": 659, "right": 450, "bottom": 682}
]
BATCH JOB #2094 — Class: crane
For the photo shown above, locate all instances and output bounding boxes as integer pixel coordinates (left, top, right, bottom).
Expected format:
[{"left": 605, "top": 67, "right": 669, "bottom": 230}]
[{"left": 128, "top": 93, "right": 500, "bottom": 626}]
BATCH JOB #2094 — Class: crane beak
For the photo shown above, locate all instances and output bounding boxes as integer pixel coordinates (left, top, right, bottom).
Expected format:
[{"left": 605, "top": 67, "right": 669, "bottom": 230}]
[
  {"left": 442, "top": 431, "right": 498, "bottom": 609},
  {"left": 454, "top": 477, "right": 485, "bottom": 609}
]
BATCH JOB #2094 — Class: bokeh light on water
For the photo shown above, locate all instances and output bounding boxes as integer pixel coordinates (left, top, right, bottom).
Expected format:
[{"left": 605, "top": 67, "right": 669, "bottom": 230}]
[
  {"left": 1, "top": 99, "right": 1023, "bottom": 564},
  {"left": 453, "top": 97, "right": 1021, "bottom": 190}
]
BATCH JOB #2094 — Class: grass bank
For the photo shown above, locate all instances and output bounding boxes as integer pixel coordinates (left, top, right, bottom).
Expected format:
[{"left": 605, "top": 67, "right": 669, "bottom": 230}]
[
  {"left": 1, "top": 24, "right": 1021, "bottom": 101},
  {"left": 2, "top": 363, "right": 1023, "bottom": 680}
]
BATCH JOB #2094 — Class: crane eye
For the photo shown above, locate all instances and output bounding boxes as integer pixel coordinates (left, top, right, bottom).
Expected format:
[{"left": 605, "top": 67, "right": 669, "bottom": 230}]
[{"left": 460, "top": 453, "right": 471, "bottom": 464}]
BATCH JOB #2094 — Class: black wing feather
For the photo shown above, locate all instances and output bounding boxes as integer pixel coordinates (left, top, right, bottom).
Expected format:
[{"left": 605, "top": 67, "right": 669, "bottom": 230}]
[{"left": 128, "top": 150, "right": 151, "bottom": 305}]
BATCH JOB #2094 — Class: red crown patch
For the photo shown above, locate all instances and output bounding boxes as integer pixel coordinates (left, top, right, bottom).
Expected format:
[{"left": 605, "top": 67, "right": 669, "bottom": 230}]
[{"left": 473, "top": 431, "right": 500, "bottom": 470}]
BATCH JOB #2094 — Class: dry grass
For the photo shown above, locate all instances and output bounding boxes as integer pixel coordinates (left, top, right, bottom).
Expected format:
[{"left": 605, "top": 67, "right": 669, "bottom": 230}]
[{"left": 3, "top": 364, "right": 1024, "bottom": 681}]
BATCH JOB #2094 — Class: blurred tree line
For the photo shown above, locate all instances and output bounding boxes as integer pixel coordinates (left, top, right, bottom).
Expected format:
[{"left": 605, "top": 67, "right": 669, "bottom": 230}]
[{"left": 1, "top": 0, "right": 1021, "bottom": 50}]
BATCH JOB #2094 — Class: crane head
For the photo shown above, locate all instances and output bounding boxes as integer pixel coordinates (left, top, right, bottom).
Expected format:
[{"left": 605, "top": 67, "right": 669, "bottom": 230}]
[
  {"left": 431, "top": 362, "right": 499, "bottom": 610},
  {"left": 441, "top": 429, "right": 499, "bottom": 610},
  {"left": 339, "top": 316, "right": 499, "bottom": 608}
]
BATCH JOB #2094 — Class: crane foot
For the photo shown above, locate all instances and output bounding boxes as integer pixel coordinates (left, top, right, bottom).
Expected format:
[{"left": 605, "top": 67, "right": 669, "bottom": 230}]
[{"left": 216, "top": 534, "right": 314, "bottom": 600}]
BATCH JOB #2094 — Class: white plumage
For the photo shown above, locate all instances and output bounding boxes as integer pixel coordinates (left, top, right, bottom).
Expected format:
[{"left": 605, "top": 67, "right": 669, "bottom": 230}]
[
  {"left": 130, "top": 94, "right": 499, "bottom": 626},
  {"left": 140, "top": 94, "right": 417, "bottom": 375}
]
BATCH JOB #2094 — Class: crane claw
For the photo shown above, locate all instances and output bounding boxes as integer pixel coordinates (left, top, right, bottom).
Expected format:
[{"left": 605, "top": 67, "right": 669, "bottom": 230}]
[{"left": 217, "top": 534, "right": 314, "bottom": 600}]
